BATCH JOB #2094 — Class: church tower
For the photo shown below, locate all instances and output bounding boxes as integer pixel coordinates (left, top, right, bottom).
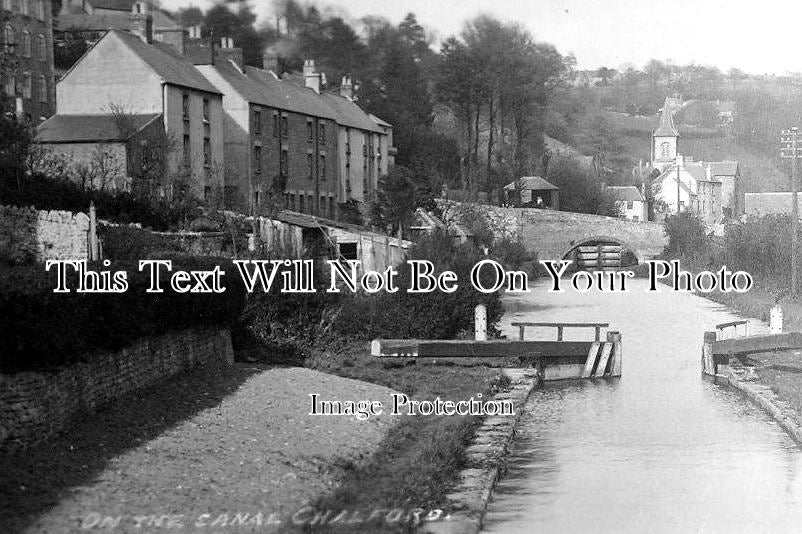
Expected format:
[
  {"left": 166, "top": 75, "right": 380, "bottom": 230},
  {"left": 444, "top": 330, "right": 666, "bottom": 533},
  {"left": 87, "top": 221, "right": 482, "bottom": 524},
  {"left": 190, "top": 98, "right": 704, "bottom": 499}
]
[{"left": 652, "top": 97, "right": 679, "bottom": 171}]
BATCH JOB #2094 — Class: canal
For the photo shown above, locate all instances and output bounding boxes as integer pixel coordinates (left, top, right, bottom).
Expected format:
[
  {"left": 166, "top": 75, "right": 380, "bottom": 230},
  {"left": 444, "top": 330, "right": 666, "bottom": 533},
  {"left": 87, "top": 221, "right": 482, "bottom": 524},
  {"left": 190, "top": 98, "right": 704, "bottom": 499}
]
[{"left": 483, "top": 278, "right": 802, "bottom": 533}]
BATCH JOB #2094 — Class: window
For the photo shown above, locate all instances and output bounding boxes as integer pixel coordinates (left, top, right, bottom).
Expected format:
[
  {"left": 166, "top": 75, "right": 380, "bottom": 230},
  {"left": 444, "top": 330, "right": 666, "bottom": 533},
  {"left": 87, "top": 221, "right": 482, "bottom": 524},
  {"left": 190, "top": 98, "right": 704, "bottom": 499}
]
[
  {"left": 254, "top": 108, "right": 262, "bottom": 134},
  {"left": 626, "top": 201, "right": 633, "bottom": 210},
  {"left": 183, "top": 134, "right": 190, "bottom": 166},
  {"left": 37, "top": 34, "right": 45, "bottom": 59},
  {"left": 280, "top": 148, "right": 288, "bottom": 177},
  {"left": 204, "top": 186, "right": 211, "bottom": 201},
  {"left": 307, "top": 153, "right": 313, "bottom": 179},
  {"left": 21, "top": 30, "right": 30, "bottom": 57},
  {"left": 272, "top": 112, "right": 279, "bottom": 137},
  {"left": 37, "top": 0, "right": 44, "bottom": 20},
  {"left": 20, "top": 0, "right": 28, "bottom": 16},
  {"left": 202, "top": 97, "right": 209, "bottom": 122},
  {"left": 306, "top": 120, "right": 313, "bottom": 142},
  {"left": 280, "top": 115, "right": 288, "bottom": 138},
  {"left": 633, "top": 216, "right": 639, "bottom": 222},
  {"left": 3, "top": 74, "right": 14, "bottom": 97},
  {"left": 182, "top": 94, "right": 189, "bottom": 119},
  {"left": 660, "top": 142, "right": 671, "bottom": 159},
  {"left": 38, "top": 74, "right": 45, "bottom": 102},
  {"left": 319, "top": 154, "right": 326, "bottom": 180},
  {"left": 318, "top": 121, "right": 325, "bottom": 144},
  {"left": 254, "top": 191, "right": 260, "bottom": 207},
  {"left": 329, "top": 197, "right": 335, "bottom": 218},
  {"left": 299, "top": 194, "right": 305, "bottom": 213},
  {"left": 320, "top": 196, "right": 326, "bottom": 215},
  {"left": 203, "top": 138, "right": 211, "bottom": 167},
  {"left": 254, "top": 145, "right": 262, "bottom": 173},
  {"left": 21, "top": 72, "right": 30, "bottom": 99},
  {"left": 290, "top": 193, "right": 295, "bottom": 210},
  {"left": 4, "top": 25, "right": 14, "bottom": 52}
]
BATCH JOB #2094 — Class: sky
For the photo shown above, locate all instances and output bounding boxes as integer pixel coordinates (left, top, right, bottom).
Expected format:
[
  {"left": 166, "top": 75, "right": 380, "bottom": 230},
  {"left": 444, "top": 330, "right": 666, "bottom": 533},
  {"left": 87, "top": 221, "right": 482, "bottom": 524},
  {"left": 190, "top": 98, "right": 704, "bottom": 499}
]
[{"left": 159, "top": 0, "right": 802, "bottom": 75}]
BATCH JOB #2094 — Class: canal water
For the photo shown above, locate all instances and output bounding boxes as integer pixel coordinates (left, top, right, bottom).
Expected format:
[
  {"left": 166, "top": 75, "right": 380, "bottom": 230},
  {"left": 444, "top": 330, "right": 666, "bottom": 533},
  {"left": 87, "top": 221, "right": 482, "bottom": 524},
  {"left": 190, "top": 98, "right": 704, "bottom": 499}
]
[{"left": 483, "top": 279, "right": 802, "bottom": 534}]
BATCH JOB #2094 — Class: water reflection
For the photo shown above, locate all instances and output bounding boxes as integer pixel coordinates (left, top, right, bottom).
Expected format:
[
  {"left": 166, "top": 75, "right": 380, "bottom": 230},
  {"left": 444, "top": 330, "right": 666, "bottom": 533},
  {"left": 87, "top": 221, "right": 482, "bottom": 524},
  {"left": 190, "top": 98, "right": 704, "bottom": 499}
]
[{"left": 483, "top": 279, "right": 802, "bottom": 534}]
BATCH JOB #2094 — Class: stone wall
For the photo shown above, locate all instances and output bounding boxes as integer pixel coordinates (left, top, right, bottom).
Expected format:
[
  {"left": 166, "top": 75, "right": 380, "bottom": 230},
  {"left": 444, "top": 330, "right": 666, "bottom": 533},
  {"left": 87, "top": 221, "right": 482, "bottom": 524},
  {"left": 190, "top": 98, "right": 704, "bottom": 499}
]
[
  {"left": 437, "top": 200, "right": 667, "bottom": 261},
  {"left": 0, "top": 205, "right": 90, "bottom": 264},
  {"left": 0, "top": 327, "right": 233, "bottom": 452}
]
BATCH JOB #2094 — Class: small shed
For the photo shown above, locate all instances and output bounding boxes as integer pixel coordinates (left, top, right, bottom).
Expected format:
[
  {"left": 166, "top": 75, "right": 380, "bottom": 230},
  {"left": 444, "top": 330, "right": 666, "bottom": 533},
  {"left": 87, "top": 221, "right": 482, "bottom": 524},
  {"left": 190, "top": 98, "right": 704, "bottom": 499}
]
[{"left": 503, "top": 176, "right": 560, "bottom": 209}]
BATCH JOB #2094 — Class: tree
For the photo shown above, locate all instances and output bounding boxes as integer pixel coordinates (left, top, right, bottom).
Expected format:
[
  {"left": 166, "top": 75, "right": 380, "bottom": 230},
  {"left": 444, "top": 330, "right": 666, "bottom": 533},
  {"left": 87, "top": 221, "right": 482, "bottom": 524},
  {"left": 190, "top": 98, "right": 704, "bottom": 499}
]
[{"left": 545, "top": 156, "right": 619, "bottom": 216}]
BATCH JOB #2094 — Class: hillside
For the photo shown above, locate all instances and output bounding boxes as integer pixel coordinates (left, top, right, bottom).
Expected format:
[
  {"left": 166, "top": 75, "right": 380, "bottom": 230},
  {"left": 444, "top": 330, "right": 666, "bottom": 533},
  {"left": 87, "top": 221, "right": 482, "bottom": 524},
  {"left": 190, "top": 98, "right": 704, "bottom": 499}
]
[{"left": 567, "top": 108, "right": 788, "bottom": 192}]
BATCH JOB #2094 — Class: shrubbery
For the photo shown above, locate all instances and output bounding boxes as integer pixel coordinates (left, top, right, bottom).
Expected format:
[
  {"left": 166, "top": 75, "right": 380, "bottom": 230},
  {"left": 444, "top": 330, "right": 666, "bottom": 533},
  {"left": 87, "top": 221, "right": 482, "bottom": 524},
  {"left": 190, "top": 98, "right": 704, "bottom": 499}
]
[
  {"left": 0, "top": 256, "right": 246, "bottom": 372},
  {"left": 0, "top": 173, "right": 196, "bottom": 231},
  {"left": 331, "top": 231, "right": 503, "bottom": 340}
]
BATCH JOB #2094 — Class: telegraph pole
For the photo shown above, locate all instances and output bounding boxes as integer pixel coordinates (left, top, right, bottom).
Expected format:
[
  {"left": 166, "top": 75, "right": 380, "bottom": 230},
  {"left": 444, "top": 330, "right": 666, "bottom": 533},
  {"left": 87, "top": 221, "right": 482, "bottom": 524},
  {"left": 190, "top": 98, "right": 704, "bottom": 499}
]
[{"left": 781, "top": 128, "right": 800, "bottom": 295}]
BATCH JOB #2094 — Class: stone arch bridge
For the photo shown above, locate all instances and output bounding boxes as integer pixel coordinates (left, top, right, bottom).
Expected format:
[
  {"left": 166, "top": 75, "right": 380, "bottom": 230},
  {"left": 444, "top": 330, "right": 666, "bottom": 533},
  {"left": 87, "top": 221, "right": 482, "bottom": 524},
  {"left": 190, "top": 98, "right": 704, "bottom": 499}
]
[{"left": 437, "top": 201, "right": 667, "bottom": 263}]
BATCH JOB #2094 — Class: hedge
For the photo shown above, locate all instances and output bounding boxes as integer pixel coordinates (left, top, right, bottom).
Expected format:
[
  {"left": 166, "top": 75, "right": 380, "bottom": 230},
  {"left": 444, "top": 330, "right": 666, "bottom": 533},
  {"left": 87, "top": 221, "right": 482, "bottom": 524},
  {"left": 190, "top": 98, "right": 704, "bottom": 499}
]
[
  {"left": 0, "top": 256, "right": 246, "bottom": 373},
  {"left": 0, "top": 173, "right": 192, "bottom": 231}
]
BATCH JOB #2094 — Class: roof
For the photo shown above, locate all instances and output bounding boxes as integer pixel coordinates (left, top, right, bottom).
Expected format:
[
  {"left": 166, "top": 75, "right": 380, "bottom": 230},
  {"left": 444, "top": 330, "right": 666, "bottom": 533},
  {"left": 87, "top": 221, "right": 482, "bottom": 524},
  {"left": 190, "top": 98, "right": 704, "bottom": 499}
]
[
  {"left": 654, "top": 97, "right": 680, "bottom": 137},
  {"left": 606, "top": 186, "right": 644, "bottom": 202},
  {"left": 709, "top": 161, "right": 739, "bottom": 176},
  {"left": 36, "top": 113, "right": 161, "bottom": 143},
  {"left": 112, "top": 30, "right": 220, "bottom": 94},
  {"left": 503, "top": 176, "right": 560, "bottom": 191},
  {"left": 319, "top": 92, "right": 384, "bottom": 133},
  {"left": 369, "top": 113, "right": 392, "bottom": 129},
  {"left": 745, "top": 192, "right": 802, "bottom": 216},
  {"left": 243, "top": 66, "right": 338, "bottom": 121},
  {"left": 88, "top": 0, "right": 134, "bottom": 11},
  {"left": 59, "top": 10, "right": 180, "bottom": 31}
]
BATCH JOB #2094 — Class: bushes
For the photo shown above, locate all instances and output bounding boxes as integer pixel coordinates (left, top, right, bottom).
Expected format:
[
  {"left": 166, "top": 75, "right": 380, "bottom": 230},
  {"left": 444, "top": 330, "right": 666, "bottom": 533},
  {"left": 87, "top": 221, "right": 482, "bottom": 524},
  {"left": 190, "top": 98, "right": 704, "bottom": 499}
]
[
  {"left": 0, "top": 256, "right": 246, "bottom": 373},
  {"left": 663, "top": 212, "right": 709, "bottom": 258},
  {"left": 0, "top": 173, "right": 195, "bottom": 231},
  {"left": 332, "top": 231, "right": 503, "bottom": 341}
]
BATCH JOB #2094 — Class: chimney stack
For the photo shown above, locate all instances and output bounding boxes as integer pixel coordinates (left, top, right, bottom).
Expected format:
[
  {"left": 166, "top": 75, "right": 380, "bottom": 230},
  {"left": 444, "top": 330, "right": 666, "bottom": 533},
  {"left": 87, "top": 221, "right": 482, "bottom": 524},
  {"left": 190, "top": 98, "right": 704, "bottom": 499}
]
[
  {"left": 263, "top": 48, "right": 279, "bottom": 74},
  {"left": 303, "top": 59, "right": 320, "bottom": 94},
  {"left": 188, "top": 25, "right": 201, "bottom": 39},
  {"left": 129, "top": 1, "right": 153, "bottom": 44},
  {"left": 340, "top": 75, "right": 353, "bottom": 99},
  {"left": 216, "top": 37, "right": 244, "bottom": 69}
]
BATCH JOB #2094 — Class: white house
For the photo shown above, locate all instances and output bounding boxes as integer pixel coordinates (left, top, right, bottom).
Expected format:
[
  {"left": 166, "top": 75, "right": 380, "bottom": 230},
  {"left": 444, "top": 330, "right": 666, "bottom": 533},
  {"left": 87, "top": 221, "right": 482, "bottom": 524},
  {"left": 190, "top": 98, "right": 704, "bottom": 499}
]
[{"left": 607, "top": 186, "right": 647, "bottom": 221}]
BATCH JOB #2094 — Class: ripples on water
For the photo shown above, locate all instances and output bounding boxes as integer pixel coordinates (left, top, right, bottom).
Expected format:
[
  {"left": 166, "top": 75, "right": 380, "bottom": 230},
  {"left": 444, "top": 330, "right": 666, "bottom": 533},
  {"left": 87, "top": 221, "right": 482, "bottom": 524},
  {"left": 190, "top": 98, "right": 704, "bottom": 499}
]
[{"left": 483, "top": 280, "right": 802, "bottom": 534}]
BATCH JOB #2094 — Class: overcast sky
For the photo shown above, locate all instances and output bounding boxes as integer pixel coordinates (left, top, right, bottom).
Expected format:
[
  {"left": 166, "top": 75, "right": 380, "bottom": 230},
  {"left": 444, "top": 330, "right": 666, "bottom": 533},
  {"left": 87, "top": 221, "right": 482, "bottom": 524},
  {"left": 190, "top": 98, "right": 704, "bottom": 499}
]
[{"left": 160, "top": 0, "right": 802, "bottom": 75}]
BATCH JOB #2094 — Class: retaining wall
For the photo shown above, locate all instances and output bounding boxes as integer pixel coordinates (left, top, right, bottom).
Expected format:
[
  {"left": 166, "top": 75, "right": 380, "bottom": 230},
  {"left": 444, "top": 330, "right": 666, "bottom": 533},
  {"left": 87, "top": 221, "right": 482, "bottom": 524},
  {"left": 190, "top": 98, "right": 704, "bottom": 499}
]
[
  {"left": 0, "top": 327, "right": 233, "bottom": 452},
  {"left": 0, "top": 205, "right": 90, "bottom": 264}
]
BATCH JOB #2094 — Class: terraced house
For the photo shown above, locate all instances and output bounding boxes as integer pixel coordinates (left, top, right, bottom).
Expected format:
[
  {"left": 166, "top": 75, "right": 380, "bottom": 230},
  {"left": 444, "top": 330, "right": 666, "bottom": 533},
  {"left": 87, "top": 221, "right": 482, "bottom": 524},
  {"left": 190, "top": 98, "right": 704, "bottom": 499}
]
[
  {"left": 36, "top": 12, "right": 224, "bottom": 198},
  {"left": 1, "top": 0, "right": 55, "bottom": 121},
  {"left": 197, "top": 51, "right": 393, "bottom": 217}
]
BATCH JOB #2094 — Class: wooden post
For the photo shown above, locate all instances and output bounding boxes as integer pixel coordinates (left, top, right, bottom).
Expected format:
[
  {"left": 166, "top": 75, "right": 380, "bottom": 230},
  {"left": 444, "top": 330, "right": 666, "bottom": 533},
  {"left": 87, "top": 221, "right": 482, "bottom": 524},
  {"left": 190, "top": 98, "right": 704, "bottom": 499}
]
[
  {"left": 702, "top": 331, "right": 716, "bottom": 375},
  {"left": 557, "top": 325, "right": 564, "bottom": 341},
  {"left": 518, "top": 324, "right": 525, "bottom": 341},
  {"left": 88, "top": 202, "right": 99, "bottom": 261},
  {"left": 594, "top": 325, "right": 601, "bottom": 341},
  {"left": 771, "top": 305, "right": 783, "bottom": 334},
  {"left": 607, "top": 331, "right": 622, "bottom": 377},
  {"left": 475, "top": 304, "right": 487, "bottom": 341}
]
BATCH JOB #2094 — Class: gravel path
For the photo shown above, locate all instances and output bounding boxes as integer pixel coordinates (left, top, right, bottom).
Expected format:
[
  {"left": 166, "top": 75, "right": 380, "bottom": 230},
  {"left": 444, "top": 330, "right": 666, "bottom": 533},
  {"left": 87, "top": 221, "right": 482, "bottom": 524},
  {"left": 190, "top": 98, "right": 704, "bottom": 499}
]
[{"left": 0, "top": 363, "right": 400, "bottom": 533}]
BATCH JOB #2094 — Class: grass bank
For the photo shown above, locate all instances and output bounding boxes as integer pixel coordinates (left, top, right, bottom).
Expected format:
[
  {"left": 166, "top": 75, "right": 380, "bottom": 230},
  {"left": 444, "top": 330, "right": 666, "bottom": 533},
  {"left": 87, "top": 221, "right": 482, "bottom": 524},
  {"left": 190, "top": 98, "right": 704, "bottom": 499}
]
[{"left": 298, "top": 343, "right": 513, "bottom": 533}]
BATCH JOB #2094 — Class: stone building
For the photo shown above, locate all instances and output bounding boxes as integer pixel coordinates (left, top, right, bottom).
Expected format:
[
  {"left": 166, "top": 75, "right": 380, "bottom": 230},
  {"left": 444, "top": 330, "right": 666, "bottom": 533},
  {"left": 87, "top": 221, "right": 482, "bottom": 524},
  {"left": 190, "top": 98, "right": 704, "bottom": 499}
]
[
  {"left": 606, "top": 185, "right": 647, "bottom": 222},
  {"left": 36, "top": 26, "right": 224, "bottom": 198},
  {"left": 1, "top": 0, "right": 55, "bottom": 121}
]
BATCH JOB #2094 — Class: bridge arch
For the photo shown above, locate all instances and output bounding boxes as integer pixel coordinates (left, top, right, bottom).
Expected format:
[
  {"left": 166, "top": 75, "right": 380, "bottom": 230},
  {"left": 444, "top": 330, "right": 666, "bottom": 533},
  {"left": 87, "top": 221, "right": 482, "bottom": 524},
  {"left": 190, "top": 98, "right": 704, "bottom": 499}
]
[{"left": 561, "top": 235, "right": 640, "bottom": 269}]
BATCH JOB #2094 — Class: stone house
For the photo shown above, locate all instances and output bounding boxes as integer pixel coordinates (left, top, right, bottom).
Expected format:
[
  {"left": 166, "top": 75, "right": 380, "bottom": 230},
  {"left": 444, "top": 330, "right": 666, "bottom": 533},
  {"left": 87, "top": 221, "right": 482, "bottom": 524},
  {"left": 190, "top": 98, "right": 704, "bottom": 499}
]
[
  {"left": 503, "top": 176, "right": 560, "bottom": 208},
  {"left": 652, "top": 155, "right": 723, "bottom": 226},
  {"left": 606, "top": 185, "right": 647, "bottom": 222},
  {"left": 36, "top": 25, "right": 224, "bottom": 199},
  {"left": 1, "top": 0, "right": 55, "bottom": 121}
]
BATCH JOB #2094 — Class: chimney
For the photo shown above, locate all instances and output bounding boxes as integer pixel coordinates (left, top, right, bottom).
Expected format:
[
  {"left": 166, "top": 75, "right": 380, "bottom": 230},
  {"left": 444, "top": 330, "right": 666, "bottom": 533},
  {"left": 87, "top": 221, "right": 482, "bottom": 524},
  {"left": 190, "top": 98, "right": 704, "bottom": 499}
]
[
  {"left": 129, "top": 1, "right": 153, "bottom": 44},
  {"left": 216, "top": 36, "right": 243, "bottom": 69},
  {"left": 263, "top": 48, "right": 279, "bottom": 74},
  {"left": 340, "top": 75, "right": 353, "bottom": 99},
  {"left": 303, "top": 59, "right": 320, "bottom": 93},
  {"left": 188, "top": 25, "right": 202, "bottom": 40}
]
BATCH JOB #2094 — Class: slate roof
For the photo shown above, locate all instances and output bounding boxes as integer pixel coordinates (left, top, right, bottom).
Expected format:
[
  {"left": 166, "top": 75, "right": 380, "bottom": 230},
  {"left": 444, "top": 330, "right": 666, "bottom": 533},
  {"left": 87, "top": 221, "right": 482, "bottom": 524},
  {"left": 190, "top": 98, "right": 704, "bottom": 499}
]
[
  {"left": 606, "top": 186, "right": 644, "bottom": 202},
  {"left": 243, "top": 66, "right": 338, "bottom": 121},
  {"left": 319, "top": 92, "right": 383, "bottom": 133},
  {"left": 745, "top": 192, "right": 802, "bottom": 216},
  {"left": 37, "top": 113, "right": 161, "bottom": 143},
  {"left": 88, "top": 0, "right": 134, "bottom": 11},
  {"left": 112, "top": 30, "right": 220, "bottom": 94},
  {"left": 654, "top": 97, "right": 680, "bottom": 137},
  {"left": 709, "top": 161, "right": 739, "bottom": 176},
  {"left": 59, "top": 10, "right": 180, "bottom": 31},
  {"left": 503, "top": 176, "right": 559, "bottom": 191}
]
